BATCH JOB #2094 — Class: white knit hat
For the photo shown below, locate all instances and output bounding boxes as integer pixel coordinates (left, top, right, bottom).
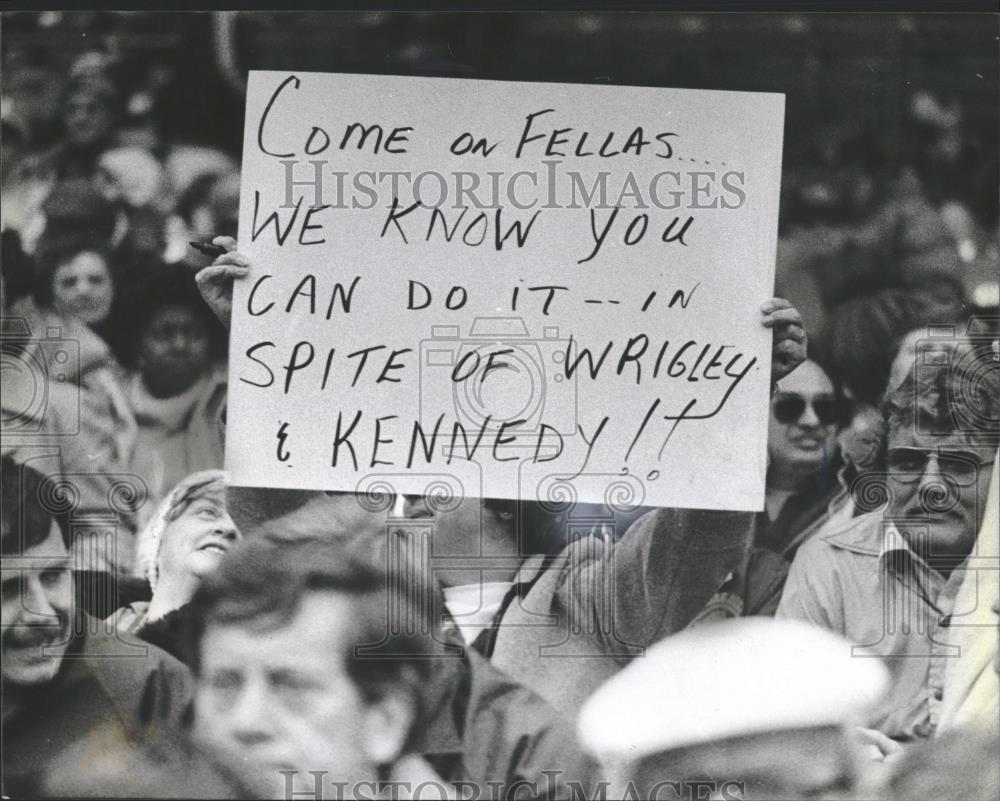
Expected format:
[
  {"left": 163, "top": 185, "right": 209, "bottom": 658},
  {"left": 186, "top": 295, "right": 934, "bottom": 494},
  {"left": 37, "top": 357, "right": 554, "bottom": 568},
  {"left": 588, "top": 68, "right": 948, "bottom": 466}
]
[
  {"left": 135, "top": 469, "right": 227, "bottom": 591},
  {"left": 577, "top": 617, "right": 889, "bottom": 764}
]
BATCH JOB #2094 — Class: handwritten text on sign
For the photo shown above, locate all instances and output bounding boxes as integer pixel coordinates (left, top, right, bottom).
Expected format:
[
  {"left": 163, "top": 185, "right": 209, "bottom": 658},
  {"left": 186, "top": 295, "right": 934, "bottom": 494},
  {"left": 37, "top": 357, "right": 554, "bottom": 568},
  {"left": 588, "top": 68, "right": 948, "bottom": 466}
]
[{"left": 226, "top": 72, "right": 784, "bottom": 511}]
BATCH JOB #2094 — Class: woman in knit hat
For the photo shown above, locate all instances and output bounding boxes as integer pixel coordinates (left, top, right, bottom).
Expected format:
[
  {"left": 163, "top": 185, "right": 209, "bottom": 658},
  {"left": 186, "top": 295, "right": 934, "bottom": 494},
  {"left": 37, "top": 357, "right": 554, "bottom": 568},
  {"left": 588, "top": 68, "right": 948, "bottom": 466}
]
[{"left": 111, "top": 469, "right": 238, "bottom": 662}]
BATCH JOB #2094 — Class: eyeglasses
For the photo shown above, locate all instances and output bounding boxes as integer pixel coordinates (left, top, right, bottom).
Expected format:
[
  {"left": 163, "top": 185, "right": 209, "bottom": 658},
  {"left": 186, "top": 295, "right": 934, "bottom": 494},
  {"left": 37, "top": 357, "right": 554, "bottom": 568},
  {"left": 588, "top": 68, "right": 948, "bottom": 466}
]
[
  {"left": 886, "top": 446, "right": 996, "bottom": 484},
  {"left": 771, "top": 393, "right": 841, "bottom": 426}
]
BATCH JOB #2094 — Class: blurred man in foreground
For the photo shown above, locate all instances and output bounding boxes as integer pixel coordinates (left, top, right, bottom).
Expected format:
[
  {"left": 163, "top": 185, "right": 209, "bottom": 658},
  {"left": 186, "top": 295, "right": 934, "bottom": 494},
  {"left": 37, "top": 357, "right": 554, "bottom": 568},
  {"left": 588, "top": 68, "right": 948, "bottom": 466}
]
[
  {"left": 186, "top": 536, "right": 450, "bottom": 800},
  {"left": 220, "top": 490, "right": 597, "bottom": 799}
]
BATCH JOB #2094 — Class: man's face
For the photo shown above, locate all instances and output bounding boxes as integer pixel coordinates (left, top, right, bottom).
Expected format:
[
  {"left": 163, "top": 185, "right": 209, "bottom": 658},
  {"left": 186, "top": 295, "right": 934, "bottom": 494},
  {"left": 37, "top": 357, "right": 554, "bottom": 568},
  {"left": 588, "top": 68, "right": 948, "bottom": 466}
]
[
  {"left": 194, "top": 591, "right": 398, "bottom": 798},
  {"left": 768, "top": 360, "right": 840, "bottom": 474},
  {"left": 1, "top": 520, "right": 73, "bottom": 685},
  {"left": 156, "top": 490, "right": 239, "bottom": 587},
  {"left": 886, "top": 427, "right": 993, "bottom": 559}
]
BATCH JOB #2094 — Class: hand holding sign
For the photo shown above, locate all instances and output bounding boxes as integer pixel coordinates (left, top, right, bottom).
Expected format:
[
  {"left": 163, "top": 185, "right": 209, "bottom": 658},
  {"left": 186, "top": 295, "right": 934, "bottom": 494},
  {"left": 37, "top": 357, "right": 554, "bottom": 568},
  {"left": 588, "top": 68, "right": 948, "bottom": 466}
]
[
  {"left": 761, "top": 298, "right": 807, "bottom": 384},
  {"left": 195, "top": 236, "right": 249, "bottom": 329}
]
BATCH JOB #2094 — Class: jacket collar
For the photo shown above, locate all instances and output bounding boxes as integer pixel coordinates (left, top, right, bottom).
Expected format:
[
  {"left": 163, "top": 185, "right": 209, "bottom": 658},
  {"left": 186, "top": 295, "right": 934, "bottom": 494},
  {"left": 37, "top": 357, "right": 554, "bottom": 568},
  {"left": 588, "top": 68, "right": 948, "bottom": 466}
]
[
  {"left": 822, "top": 508, "right": 960, "bottom": 564},
  {"left": 820, "top": 508, "right": 887, "bottom": 556}
]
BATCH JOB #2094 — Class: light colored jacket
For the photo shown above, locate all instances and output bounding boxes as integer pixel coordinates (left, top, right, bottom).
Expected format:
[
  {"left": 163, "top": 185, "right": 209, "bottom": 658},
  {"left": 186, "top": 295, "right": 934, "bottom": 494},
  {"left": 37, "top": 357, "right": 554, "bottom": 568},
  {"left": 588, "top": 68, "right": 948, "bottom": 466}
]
[
  {"left": 937, "top": 457, "right": 999, "bottom": 736},
  {"left": 778, "top": 506, "right": 991, "bottom": 741}
]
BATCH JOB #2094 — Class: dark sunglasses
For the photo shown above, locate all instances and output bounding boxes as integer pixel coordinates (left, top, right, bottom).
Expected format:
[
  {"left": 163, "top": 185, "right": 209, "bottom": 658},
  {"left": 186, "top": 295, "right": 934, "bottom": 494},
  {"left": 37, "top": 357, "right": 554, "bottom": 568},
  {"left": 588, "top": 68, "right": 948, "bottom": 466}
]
[
  {"left": 886, "top": 446, "right": 996, "bottom": 484},
  {"left": 772, "top": 393, "right": 841, "bottom": 426}
]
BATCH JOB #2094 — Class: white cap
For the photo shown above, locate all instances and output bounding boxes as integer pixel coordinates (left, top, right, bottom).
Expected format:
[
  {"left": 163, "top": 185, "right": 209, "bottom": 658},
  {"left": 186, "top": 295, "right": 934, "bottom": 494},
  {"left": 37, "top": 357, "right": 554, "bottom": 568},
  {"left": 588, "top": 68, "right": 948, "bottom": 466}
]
[{"left": 577, "top": 618, "right": 889, "bottom": 763}]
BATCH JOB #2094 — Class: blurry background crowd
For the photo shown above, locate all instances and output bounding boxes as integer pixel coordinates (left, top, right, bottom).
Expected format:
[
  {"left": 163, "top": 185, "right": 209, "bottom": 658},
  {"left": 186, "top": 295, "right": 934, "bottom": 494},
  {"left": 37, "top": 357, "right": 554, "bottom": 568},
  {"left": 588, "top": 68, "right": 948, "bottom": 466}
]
[
  {"left": 2, "top": 12, "right": 997, "bottom": 343},
  {"left": 0, "top": 11, "right": 998, "bottom": 801}
]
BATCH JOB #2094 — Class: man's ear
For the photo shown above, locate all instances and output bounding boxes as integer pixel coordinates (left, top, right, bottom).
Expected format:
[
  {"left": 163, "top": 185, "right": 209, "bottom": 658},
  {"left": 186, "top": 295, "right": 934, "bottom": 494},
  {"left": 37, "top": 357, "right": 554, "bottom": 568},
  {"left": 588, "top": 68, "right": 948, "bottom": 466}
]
[{"left": 361, "top": 689, "right": 415, "bottom": 766}]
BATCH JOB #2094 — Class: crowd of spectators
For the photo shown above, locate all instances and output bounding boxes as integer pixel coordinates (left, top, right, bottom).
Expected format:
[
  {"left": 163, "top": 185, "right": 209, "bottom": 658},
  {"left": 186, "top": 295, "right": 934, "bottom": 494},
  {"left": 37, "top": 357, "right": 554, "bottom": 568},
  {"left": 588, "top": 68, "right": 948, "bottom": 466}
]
[{"left": 1, "top": 11, "right": 998, "bottom": 801}]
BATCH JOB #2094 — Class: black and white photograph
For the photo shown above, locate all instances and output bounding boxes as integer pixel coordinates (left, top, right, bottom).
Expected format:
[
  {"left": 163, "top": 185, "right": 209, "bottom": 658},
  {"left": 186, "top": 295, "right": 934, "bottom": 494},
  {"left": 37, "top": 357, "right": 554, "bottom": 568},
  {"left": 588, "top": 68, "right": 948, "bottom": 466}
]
[{"left": 1, "top": 4, "right": 998, "bottom": 799}]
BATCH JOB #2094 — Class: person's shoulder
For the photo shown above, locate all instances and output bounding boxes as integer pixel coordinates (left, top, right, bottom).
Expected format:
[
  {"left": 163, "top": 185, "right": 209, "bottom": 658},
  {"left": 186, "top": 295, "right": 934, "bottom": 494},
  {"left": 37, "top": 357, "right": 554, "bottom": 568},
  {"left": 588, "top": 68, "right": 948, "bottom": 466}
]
[
  {"left": 818, "top": 507, "right": 885, "bottom": 553},
  {"left": 84, "top": 616, "right": 185, "bottom": 662},
  {"left": 195, "top": 363, "right": 229, "bottom": 410},
  {"left": 105, "top": 601, "right": 150, "bottom": 635},
  {"left": 461, "top": 649, "right": 592, "bottom": 775},
  {"left": 747, "top": 546, "right": 790, "bottom": 581},
  {"left": 794, "top": 508, "right": 884, "bottom": 566},
  {"left": 138, "top": 605, "right": 194, "bottom": 665},
  {"left": 464, "top": 648, "right": 560, "bottom": 723},
  {"left": 81, "top": 616, "right": 192, "bottom": 700}
]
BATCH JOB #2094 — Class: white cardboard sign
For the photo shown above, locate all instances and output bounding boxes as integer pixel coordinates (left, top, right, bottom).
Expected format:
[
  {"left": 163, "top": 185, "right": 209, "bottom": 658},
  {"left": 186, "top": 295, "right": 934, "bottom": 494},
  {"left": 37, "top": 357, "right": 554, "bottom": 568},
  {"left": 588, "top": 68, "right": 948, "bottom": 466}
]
[{"left": 225, "top": 71, "right": 784, "bottom": 511}]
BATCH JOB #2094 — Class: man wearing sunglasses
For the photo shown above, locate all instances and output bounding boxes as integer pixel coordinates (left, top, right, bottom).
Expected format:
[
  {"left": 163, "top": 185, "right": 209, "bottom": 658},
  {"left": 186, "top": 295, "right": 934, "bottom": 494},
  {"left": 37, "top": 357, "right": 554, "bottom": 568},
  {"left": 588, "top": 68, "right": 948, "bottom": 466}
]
[{"left": 778, "top": 339, "right": 998, "bottom": 744}]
